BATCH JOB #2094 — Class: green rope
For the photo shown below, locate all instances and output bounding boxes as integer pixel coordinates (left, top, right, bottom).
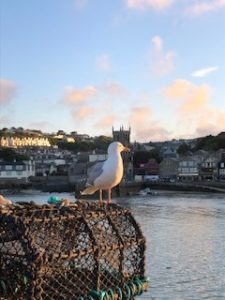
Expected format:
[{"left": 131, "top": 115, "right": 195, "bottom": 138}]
[
  {"left": 82, "top": 276, "right": 149, "bottom": 300},
  {"left": 133, "top": 277, "right": 143, "bottom": 295},
  {"left": 115, "top": 287, "right": 123, "bottom": 300},
  {"left": 90, "top": 290, "right": 109, "bottom": 300},
  {"left": 124, "top": 284, "right": 131, "bottom": 300},
  {"left": 108, "top": 289, "right": 114, "bottom": 300},
  {"left": 0, "top": 280, "right": 7, "bottom": 296},
  {"left": 23, "top": 276, "right": 28, "bottom": 286},
  {"left": 127, "top": 282, "right": 136, "bottom": 297}
]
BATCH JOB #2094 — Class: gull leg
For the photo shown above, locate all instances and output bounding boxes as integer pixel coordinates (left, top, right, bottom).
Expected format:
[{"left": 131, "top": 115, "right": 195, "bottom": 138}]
[
  {"left": 107, "top": 189, "right": 111, "bottom": 205},
  {"left": 99, "top": 189, "right": 102, "bottom": 203}
]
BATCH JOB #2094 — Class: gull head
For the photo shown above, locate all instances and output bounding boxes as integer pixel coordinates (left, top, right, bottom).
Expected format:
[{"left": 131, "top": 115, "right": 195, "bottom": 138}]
[{"left": 108, "top": 142, "right": 130, "bottom": 155}]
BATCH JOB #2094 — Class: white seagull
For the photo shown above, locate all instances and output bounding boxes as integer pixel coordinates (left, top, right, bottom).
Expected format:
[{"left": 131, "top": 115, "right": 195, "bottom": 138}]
[{"left": 81, "top": 141, "right": 130, "bottom": 204}]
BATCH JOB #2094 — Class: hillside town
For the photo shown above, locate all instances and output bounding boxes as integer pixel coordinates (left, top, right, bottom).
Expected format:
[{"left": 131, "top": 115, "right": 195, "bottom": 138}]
[{"left": 1, "top": 127, "right": 225, "bottom": 193}]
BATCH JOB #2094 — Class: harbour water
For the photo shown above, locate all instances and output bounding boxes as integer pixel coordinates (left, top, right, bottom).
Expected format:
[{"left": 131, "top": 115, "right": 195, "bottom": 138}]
[{"left": 5, "top": 191, "right": 225, "bottom": 300}]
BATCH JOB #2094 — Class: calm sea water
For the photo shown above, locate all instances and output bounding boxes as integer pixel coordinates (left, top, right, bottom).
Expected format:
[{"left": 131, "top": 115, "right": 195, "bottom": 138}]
[{"left": 5, "top": 191, "right": 225, "bottom": 300}]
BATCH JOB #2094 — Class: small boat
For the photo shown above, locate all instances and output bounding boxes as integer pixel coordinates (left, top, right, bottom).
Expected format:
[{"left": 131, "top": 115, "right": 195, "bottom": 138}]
[{"left": 137, "top": 187, "right": 153, "bottom": 196}]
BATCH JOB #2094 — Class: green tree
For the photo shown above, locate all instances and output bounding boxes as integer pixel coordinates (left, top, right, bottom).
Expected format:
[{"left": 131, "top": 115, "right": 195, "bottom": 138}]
[
  {"left": 93, "top": 136, "right": 113, "bottom": 150},
  {"left": 133, "top": 149, "right": 162, "bottom": 168},
  {"left": 177, "top": 143, "right": 192, "bottom": 155},
  {"left": 0, "top": 148, "right": 29, "bottom": 161}
]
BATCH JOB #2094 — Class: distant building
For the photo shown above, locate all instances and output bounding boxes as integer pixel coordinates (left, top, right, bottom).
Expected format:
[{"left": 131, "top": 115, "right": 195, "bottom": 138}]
[
  {"left": 218, "top": 152, "right": 225, "bottom": 180},
  {"left": 159, "top": 158, "right": 179, "bottom": 180},
  {"left": 0, "top": 160, "right": 35, "bottom": 182},
  {"left": 178, "top": 157, "right": 199, "bottom": 181},
  {"left": 0, "top": 136, "right": 51, "bottom": 148},
  {"left": 112, "top": 126, "right": 131, "bottom": 147},
  {"left": 112, "top": 126, "right": 132, "bottom": 180},
  {"left": 200, "top": 153, "right": 220, "bottom": 181}
]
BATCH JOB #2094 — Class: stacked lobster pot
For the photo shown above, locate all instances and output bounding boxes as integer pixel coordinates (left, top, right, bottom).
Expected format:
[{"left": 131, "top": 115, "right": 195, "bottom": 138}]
[{"left": 0, "top": 201, "right": 148, "bottom": 300}]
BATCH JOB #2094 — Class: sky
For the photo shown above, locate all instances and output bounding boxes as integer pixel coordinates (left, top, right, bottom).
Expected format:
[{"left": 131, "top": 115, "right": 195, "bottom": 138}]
[{"left": 0, "top": 0, "right": 225, "bottom": 142}]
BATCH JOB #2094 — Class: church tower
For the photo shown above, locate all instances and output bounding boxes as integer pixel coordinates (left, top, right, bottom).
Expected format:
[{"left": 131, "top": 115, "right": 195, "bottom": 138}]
[
  {"left": 112, "top": 126, "right": 132, "bottom": 181},
  {"left": 112, "top": 126, "right": 131, "bottom": 147}
]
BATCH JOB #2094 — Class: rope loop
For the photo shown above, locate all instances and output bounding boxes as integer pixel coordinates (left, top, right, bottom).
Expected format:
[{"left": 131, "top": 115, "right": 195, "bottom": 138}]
[{"left": 115, "top": 287, "right": 123, "bottom": 300}]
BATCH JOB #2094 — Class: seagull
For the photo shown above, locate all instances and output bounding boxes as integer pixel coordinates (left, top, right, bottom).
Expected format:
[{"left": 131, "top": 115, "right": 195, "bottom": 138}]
[{"left": 80, "top": 141, "right": 130, "bottom": 204}]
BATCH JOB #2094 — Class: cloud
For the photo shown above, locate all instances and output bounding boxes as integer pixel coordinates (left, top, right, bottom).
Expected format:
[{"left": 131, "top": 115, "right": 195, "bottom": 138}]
[
  {"left": 95, "top": 114, "right": 118, "bottom": 129},
  {"left": 102, "top": 82, "right": 128, "bottom": 96},
  {"left": 129, "top": 106, "right": 153, "bottom": 123},
  {"left": 96, "top": 54, "right": 111, "bottom": 72},
  {"left": 150, "top": 35, "right": 175, "bottom": 77},
  {"left": 175, "top": 107, "right": 225, "bottom": 139},
  {"left": 71, "top": 106, "right": 96, "bottom": 121},
  {"left": 0, "top": 79, "right": 17, "bottom": 105},
  {"left": 125, "top": 0, "right": 174, "bottom": 11},
  {"left": 163, "top": 79, "right": 210, "bottom": 113},
  {"left": 163, "top": 78, "right": 225, "bottom": 138},
  {"left": 125, "top": 0, "right": 225, "bottom": 15},
  {"left": 129, "top": 106, "right": 169, "bottom": 141},
  {"left": 63, "top": 86, "right": 97, "bottom": 105},
  {"left": 186, "top": 0, "right": 225, "bottom": 15},
  {"left": 191, "top": 66, "right": 219, "bottom": 77},
  {"left": 194, "top": 108, "right": 225, "bottom": 136}
]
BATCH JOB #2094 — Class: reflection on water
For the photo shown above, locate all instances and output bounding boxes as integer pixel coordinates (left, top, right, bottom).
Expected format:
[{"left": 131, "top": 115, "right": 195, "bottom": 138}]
[{"left": 6, "top": 191, "right": 225, "bottom": 299}]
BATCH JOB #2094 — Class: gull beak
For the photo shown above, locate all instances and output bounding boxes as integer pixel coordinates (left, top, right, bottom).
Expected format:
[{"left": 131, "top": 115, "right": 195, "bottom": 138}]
[{"left": 123, "top": 146, "right": 130, "bottom": 152}]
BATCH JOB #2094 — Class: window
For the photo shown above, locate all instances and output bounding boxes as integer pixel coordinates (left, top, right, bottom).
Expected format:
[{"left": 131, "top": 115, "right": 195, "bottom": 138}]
[
  {"left": 5, "top": 165, "right": 13, "bottom": 170},
  {"left": 6, "top": 171, "right": 12, "bottom": 176},
  {"left": 16, "top": 165, "right": 23, "bottom": 171},
  {"left": 181, "top": 167, "right": 188, "bottom": 173},
  {"left": 16, "top": 171, "right": 22, "bottom": 175}
]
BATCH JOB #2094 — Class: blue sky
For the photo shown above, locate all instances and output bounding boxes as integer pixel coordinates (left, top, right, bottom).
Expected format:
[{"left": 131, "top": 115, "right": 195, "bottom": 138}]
[{"left": 1, "top": 0, "right": 225, "bottom": 142}]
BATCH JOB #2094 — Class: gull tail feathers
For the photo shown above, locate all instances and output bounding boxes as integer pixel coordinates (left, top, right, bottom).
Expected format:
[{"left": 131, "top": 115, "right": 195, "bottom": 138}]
[{"left": 80, "top": 186, "right": 98, "bottom": 195}]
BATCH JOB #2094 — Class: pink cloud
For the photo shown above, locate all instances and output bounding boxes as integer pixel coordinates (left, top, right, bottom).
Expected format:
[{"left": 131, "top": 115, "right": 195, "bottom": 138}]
[
  {"left": 102, "top": 82, "right": 128, "bottom": 96},
  {"left": 134, "top": 122, "right": 169, "bottom": 141},
  {"left": 186, "top": 0, "right": 225, "bottom": 15},
  {"left": 129, "top": 106, "right": 153, "bottom": 124},
  {"left": 71, "top": 106, "right": 96, "bottom": 121},
  {"left": 129, "top": 106, "right": 168, "bottom": 141},
  {"left": 63, "top": 86, "right": 97, "bottom": 105},
  {"left": 95, "top": 114, "right": 118, "bottom": 129},
  {"left": 0, "top": 79, "right": 17, "bottom": 105},
  {"left": 125, "top": 0, "right": 174, "bottom": 11},
  {"left": 163, "top": 79, "right": 210, "bottom": 113},
  {"left": 195, "top": 108, "right": 225, "bottom": 136},
  {"left": 163, "top": 79, "right": 225, "bottom": 138}
]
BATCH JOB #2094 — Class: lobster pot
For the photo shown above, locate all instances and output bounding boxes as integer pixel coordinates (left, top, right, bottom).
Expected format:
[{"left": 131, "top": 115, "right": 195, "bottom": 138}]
[{"left": 0, "top": 201, "right": 146, "bottom": 300}]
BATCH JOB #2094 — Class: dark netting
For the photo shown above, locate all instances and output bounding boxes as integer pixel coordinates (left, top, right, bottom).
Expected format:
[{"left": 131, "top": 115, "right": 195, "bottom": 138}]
[{"left": 0, "top": 201, "right": 147, "bottom": 300}]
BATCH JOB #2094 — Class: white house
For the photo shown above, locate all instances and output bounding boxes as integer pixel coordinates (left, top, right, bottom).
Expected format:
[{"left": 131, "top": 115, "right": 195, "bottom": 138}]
[
  {"left": 0, "top": 160, "right": 35, "bottom": 182},
  {"left": 178, "top": 157, "right": 199, "bottom": 181}
]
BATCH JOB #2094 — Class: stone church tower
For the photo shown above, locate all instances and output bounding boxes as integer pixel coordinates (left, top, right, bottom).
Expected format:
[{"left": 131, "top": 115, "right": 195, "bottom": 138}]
[
  {"left": 112, "top": 126, "right": 132, "bottom": 181},
  {"left": 112, "top": 126, "right": 131, "bottom": 147}
]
